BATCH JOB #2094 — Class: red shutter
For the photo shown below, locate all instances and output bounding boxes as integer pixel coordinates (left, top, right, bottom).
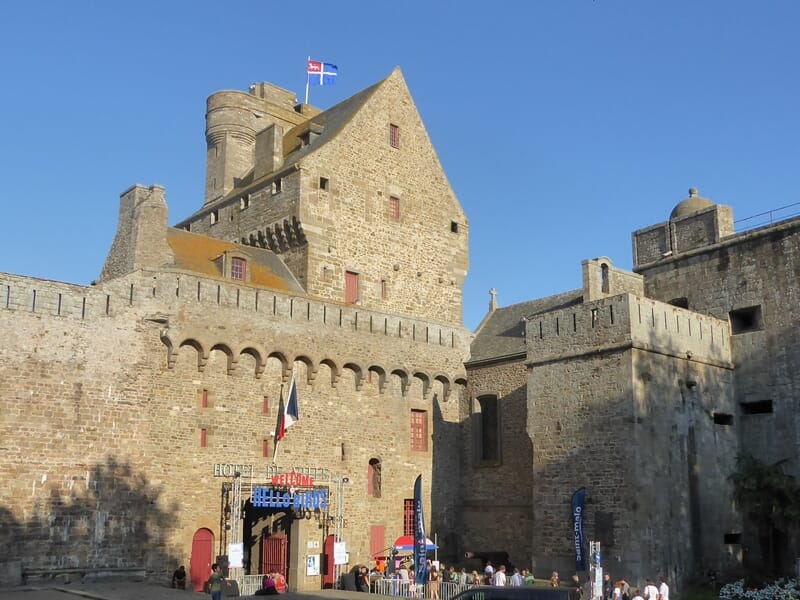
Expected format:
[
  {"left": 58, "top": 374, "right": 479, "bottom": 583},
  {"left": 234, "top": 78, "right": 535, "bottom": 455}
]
[{"left": 345, "top": 271, "right": 359, "bottom": 304}]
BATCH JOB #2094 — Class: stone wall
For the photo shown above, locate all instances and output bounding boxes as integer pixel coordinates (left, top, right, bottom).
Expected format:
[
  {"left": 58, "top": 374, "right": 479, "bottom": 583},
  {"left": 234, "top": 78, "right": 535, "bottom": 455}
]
[{"left": 0, "top": 269, "right": 468, "bottom": 584}]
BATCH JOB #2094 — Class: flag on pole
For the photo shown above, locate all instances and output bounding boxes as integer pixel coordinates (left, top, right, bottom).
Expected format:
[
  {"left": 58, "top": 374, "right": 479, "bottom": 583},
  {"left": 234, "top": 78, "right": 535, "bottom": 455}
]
[
  {"left": 572, "top": 487, "right": 586, "bottom": 572},
  {"left": 307, "top": 60, "right": 338, "bottom": 86},
  {"left": 272, "top": 377, "right": 299, "bottom": 462},
  {"left": 413, "top": 475, "right": 428, "bottom": 585}
]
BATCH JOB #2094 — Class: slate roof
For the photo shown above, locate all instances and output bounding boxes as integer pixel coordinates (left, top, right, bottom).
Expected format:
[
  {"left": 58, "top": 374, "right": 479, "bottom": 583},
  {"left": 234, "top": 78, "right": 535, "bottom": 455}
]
[
  {"left": 467, "top": 289, "right": 584, "bottom": 365},
  {"left": 166, "top": 228, "right": 304, "bottom": 293}
]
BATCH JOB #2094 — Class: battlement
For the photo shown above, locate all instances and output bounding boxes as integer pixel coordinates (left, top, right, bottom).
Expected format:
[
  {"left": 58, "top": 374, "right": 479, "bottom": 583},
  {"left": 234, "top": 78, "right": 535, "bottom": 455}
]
[
  {"left": 526, "top": 293, "right": 731, "bottom": 367},
  {"left": 0, "top": 270, "right": 468, "bottom": 352}
]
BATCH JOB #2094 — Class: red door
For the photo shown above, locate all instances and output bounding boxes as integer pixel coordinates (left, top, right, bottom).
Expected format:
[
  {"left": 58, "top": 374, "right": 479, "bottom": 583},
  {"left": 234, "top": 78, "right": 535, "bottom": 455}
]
[
  {"left": 190, "top": 528, "right": 214, "bottom": 592},
  {"left": 323, "top": 534, "right": 336, "bottom": 588},
  {"left": 262, "top": 533, "right": 288, "bottom": 581}
]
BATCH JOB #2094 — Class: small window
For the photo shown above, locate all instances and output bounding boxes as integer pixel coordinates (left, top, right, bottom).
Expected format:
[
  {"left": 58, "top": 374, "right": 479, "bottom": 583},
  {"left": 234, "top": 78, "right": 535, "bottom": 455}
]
[
  {"left": 729, "top": 305, "right": 763, "bottom": 334},
  {"left": 183, "top": 223, "right": 191, "bottom": 232},
  {"left": 320, "top": 177, "right": 329, "bottom": 191},
  {"left": 713, "top": 412, "right": 734, "bottom": 426},
  {"left": 741, "top": 400, "right": 773, "bottom": 415},
  {"left": 477, "top": 395, "right": 499, "bottom": 463},
  {"left": 380, "top": 280, "right": 387, "bottom": 300},
  {"left": 345, "top": 271, "right": 359, "bottom": 304},
  {"left": 262, "top": 395, "right": 269, "bottom": 414},
  {"left": 300, "top": 131, "right": 311, "bottom": 147},
  {"left": 389, "top": 196, "right": 400, "bottom": 220},
  {"left": 200, "top": 428, "right": 207, "bottom": 448},
  {"left": 231, "top": 257, "right": 246, "bottom": 281},
  {"left": 262, "top": 439, "right": 270, "bottom": 458},
  {"left": 724, "top": 533, "right": 742, "bottom": 544},
  {"left": 411, "top": 409, "right": 428, "bottom": 452},
  {"left": 201, "top": 389, "right": 209, "bottom": 408},
  {"left": 273, "top": 178, "right": 282, "bottom": 194},
  {"left": 240, "top": 195, "right": 250, "bottom": 210},
  {"left": 210, "top": 209, "right": 219, "bottom": 225},
  {"left": 389, "top": 124, "right": 400, "bottom": 148},
  {"left": 450, "top": 221, "right": 459, "bottom": 233},
  {"left": 368, "top": 458, "right": 382, "bottom": 498}
]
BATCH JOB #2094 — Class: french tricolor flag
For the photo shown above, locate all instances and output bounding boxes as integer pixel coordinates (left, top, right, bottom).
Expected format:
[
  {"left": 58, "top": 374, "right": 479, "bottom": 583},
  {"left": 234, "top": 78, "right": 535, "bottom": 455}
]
[{"left": 273, "top": 377, "right": 299, "bottom": 449}]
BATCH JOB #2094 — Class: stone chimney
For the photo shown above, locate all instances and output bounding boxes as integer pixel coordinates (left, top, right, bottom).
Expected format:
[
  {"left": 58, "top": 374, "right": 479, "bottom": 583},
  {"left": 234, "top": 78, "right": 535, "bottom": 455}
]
[{"left": 100, "top": 184, "right": 173, "bottom": 280}]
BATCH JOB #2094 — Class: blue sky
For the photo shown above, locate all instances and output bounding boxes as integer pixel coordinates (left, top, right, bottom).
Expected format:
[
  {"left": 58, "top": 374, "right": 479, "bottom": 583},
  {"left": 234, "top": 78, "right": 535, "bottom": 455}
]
[{"left": 2, "top": 1, "right": 798, "bottom": 331}]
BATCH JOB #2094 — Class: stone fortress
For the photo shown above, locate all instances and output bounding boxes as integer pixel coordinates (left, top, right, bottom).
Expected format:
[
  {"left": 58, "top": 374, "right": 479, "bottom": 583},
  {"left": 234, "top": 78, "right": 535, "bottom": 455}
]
[{"left": 1, "top": 67, "right": 798, "bottom": 592}]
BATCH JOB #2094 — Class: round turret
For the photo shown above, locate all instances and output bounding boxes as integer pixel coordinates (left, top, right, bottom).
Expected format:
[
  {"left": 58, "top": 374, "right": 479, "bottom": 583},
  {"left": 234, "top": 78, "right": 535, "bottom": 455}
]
[{"left": 670, "top": 187, "right": 715, "bottom": 220}]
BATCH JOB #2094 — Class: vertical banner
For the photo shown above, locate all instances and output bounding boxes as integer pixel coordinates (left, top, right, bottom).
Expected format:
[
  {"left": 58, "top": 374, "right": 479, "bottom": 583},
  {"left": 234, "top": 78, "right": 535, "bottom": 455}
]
[
  {"left": 413, "top": 475, "right": 428, "bottom": 585},
  {"left": 572, "top": 487, "right": 586, "bottom": 572}
]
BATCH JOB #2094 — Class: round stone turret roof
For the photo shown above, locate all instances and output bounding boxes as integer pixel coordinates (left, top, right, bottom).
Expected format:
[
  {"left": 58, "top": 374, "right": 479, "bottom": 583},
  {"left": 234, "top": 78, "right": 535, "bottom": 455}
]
[{"left": 670, "top": 187, "right": 715, "bottom": 220}]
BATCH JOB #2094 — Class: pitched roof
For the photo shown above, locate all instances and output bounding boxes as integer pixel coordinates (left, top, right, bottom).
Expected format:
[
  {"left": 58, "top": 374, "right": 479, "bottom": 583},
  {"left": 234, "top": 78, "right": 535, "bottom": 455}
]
[
  {"left": 467, "top": 290, "right": 584, "bottom": 365},
  {"left": 166, "top": 228, "right": 304, "bottom": 293},
  {"left": 204, "top": 73, "right": 391, "bottom": 207}
]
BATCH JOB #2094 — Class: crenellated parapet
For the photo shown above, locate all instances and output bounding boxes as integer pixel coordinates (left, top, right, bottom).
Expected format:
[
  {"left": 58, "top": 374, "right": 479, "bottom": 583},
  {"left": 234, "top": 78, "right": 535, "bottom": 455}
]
[{"left": 526, "top": 292, "right": 732, "bottom": 368}]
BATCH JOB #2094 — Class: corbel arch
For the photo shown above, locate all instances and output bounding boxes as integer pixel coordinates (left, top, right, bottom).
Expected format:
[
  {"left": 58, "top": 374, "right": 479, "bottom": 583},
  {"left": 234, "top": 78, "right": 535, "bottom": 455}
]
[
  {"left": 210, "top": 342, "right": 236, "bottom": 375},
  {"left": 412, "top": 370, "right": 432, "bottom": 399},
  {"left": 239, "top": 344, "right": 267, "bottom": 379},
  {"left": 179, "top": 338, "right": 209, "bottom": 372},
  {"left": 390, "top": 367, "right": 411, "bottom": 397},
  {"left": 343, "top": 361, "right": 366, "bottom": 391},
  {"left": 319, "top": 358, "right": 341, "bottom": 387},
  {"left": 292, "top": 354, "right": 317, "bottom": 384},
  {"left": 266, "top": 351, "right": 290, "bottom": 381},
  {"left": 433, "top": 373, "right": 453, "bottom": 402},
  {"left": 368, "top": 365, "right": 388, "bottom": 394}
]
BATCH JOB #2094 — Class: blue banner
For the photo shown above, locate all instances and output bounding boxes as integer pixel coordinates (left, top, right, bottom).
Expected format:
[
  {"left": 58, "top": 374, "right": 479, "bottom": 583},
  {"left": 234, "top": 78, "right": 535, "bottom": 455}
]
[
  {"left": 413, "top": 475, "right": 428, "bottom": 585},
  {"left": 572, "top": 487, "right": 586, "bottom": 572}
]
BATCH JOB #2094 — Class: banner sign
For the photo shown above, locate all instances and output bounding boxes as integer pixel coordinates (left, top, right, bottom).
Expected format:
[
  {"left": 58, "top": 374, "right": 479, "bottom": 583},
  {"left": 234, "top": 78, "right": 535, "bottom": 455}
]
[
  {"left": 413, "top": 475, "right": 428, "bottom": 585},
  {"left": 572, "top": 487, "right": 586, "bottom": 571}
]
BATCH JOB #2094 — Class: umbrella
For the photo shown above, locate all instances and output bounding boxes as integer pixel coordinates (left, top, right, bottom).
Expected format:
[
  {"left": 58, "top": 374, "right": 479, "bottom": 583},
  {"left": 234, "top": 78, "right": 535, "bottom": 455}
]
[{"left": 393, "top": 535, "right": 437, "bottom": 553}]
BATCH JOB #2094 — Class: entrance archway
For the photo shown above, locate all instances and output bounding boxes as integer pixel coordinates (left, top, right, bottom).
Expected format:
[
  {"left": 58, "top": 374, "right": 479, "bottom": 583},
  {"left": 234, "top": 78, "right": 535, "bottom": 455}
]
[{"left": 190, "top": 528, "right": 214, "bottom": 592}]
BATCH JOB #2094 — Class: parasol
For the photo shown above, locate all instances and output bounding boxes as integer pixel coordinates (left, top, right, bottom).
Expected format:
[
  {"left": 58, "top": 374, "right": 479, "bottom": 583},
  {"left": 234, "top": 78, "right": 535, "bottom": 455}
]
[{"left": 393, "top": 535, "right": 437, "bottom": 553}]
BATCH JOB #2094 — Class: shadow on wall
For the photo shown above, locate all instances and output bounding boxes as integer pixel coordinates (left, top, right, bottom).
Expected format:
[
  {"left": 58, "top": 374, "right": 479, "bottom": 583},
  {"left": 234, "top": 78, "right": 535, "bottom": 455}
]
[{"left": 2, "top": 456, "right": 182, "bottom": 582}]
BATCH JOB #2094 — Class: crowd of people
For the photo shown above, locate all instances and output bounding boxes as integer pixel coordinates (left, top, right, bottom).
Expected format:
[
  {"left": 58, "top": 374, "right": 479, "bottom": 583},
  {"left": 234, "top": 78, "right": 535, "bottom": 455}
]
[{"left": 374, "top": 559, "right": 671, "bottom": 600}]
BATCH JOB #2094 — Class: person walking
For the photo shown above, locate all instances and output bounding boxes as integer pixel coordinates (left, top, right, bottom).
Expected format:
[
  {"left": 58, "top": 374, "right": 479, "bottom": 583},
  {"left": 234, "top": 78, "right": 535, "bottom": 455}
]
[
  {"left": 207, "top": 564, "right": 224, "bottom": 600},
  {"left": 658, "top": 577, "right": 669, "bottom": 600}
]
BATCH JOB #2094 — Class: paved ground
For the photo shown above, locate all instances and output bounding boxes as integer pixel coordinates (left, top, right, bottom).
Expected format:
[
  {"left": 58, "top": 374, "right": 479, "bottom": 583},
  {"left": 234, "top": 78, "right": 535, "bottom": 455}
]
[{"left": 0, "top": 582, "right": 362, "bottom": 600}]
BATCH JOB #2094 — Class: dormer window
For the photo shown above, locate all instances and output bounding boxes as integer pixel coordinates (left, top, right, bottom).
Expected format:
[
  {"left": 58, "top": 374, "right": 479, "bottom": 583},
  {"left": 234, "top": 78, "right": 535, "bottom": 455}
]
[
  {"left": 210, "top": 209, "right": 219, "bottom": 225},
  {"left": 231, "top": 257, "right": 246, "bottom": 281}
]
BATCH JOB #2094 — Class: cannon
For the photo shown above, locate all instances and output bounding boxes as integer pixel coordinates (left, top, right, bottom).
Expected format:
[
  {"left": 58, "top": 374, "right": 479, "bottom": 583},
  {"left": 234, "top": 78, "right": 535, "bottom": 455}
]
[{"left": 463, "top": 551, "right": 513, "bottom": 571}]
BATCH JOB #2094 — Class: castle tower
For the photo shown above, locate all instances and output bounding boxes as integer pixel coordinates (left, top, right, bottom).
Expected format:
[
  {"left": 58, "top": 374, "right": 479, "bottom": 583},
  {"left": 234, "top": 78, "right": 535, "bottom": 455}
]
[{"left": 204, "top": 82, "right": 317, "bottom": 204}]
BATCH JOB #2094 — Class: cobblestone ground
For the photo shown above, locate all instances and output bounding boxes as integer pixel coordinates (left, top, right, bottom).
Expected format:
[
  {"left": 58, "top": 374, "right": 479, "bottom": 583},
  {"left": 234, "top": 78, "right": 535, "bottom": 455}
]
[{"left": 0, "top": 582, "right": 361, "bottom": 600}]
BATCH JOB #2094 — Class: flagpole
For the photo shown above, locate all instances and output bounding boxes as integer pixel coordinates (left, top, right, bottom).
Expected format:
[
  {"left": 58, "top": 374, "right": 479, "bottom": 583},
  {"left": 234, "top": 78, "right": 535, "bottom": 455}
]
[
  {"left": 304, "top": 55, "right": 311, "bottom": 105},
  {"left": 272, "top": 383, "right": 285, "bottom": 464}
]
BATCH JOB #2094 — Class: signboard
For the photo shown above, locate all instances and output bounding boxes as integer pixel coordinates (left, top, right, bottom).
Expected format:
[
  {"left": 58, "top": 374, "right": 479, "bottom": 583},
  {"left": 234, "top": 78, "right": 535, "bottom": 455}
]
[
  {"left": 228, "top": 543, "right": 244, "bottom": 569},
  {"left": 307, "top": 554, "right": 320, "bottom": 576},
  {"left": 334, "top": 541, "right": 348, "bottom": 565}
]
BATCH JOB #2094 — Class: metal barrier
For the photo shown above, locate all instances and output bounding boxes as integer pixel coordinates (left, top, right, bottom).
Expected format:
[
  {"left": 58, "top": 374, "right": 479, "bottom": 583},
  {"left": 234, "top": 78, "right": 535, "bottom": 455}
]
[
  {"left": 237, "top": 574, "right": 266, "bottom": 596},
  {"left": 372, "top": 578, "right": 473, "bottom": 598}
]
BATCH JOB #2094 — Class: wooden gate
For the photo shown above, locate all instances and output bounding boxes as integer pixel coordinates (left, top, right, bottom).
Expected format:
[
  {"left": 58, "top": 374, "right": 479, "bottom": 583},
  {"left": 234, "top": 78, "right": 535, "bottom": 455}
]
[
  {"left": 190, "top": 528, "right": 214, "bottom": 592},
  {"left": 261, "top": 533, "right": 288, "bottom": 577}
]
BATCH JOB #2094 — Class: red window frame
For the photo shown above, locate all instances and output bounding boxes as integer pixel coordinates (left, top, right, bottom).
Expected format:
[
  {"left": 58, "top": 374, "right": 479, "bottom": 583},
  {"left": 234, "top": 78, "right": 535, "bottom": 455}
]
[
  {"left": 403, "top": 499, "right": 414, "bottom": 536},
  {"left": 411, "top": 409, "right": 427, "bottom": 452},
  {"left": 201, "top": 389, "right": 209, "bottom": 408},
  {"left": 389, "top": 196, "right": 400, "bottom": 220},
  {"left": 345, "top": 271, "right": 359, "bottom": 304},
  {"left": 200, "top": 428, "right": 207, "bottom": 448},
  {"left": 390, "top": 124, "right": 400, "bottom": 148}
]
